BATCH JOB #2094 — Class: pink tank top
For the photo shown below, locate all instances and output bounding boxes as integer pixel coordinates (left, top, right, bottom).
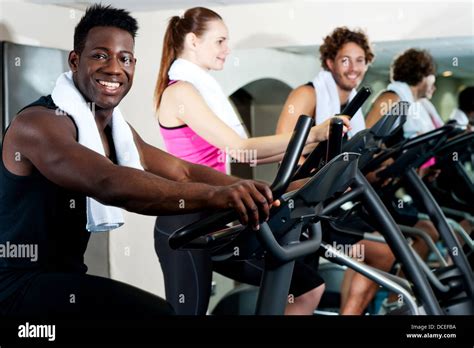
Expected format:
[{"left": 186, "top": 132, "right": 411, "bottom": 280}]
[{"left": 159, "top": 80, "right": 226, "bottom": 173}]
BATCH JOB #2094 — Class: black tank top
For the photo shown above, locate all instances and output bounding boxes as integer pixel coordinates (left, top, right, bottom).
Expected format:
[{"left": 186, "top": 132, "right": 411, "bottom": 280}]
[{"left": 0, "top": 95, "right": 114, "bottom": 305}]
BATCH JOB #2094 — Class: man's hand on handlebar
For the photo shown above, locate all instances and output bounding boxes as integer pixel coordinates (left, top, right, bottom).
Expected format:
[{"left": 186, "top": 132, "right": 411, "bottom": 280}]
[
  {"left": 308, "top": 116, "right": 351, "bottom": 143},
  {"left": 208, "top": 180, "right": 273, "bottom": 231}
]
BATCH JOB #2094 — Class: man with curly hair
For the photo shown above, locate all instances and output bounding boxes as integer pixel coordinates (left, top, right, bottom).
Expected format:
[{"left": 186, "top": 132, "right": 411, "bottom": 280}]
[
  {"left": 276, "top": 31, "right": 440, "bottom": 316},
  {"left": 366, "top": 48, "right": 437, "bottom": 136},
  {"left": 364, "top": 48, "right": 442, "bottom": 303},
  {"left": 277, "top": 26, "right": 374, "bottom": 139},
  {"left": 275, "top": 28, "right": 401, "bottom": 316}
]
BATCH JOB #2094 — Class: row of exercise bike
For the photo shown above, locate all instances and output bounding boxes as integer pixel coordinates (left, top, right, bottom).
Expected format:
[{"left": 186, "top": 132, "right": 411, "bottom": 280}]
[{"left": 169, "top": 87, "right": 474, "bottom": 315}]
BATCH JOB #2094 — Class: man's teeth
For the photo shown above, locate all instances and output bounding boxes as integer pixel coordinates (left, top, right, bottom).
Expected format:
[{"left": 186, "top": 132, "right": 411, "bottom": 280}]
[{"left": 98, "top": 80, "right": 120, "bottom": 89}]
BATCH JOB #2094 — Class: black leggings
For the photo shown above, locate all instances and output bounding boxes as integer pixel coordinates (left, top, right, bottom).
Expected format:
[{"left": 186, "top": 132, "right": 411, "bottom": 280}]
[
  {"left": 2, "top": 272, "right": 173, "bottom": 318},
  {"left": 155, "top": 212, "right": 324, "bottom": 315}
]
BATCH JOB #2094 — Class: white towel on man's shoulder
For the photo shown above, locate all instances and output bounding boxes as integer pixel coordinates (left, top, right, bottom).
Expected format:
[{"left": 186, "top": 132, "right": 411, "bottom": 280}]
[
  {"left": 312, "top": 70, "right": 366, "bottom": 137},
  {"left": 387, "top": 81, "right": 425, "bottom": 138},
  {"left": 450, "top": 108, "right": 469, "bottom": 127},
  {"left": 51, "top": 71, "right": 143, "bottom": 232},
  {"left": 386, "top": 81, "right": 414, "bottom": 104}
]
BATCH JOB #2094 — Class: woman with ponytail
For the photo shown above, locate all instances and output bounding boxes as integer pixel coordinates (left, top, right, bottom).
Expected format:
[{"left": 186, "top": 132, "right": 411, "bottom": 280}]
[{"left": 154, "top": 7, "right": 349, "bottom": 315}]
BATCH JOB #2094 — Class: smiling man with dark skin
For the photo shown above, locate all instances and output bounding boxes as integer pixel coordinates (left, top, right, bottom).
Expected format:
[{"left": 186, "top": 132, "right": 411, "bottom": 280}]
[{"left": 0, "top": 4, "right": 272, "bottom": 318}]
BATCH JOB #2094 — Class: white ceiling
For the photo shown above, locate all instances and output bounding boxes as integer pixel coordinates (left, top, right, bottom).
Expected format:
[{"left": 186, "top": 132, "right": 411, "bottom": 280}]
[
  {"left": 29, "top": 0, "right": 281, "bottom": 11},
  {"left": 277, "top": 36, "right": 474, "bottom": 79},
  {"left": 28, "top": 0, "right": 474, "bottom": 79}
]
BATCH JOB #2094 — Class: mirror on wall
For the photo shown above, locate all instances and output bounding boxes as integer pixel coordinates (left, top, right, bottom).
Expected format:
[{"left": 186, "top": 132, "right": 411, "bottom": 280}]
[{"left": 0, "top": 41, "right": 69, "bottom": 140}]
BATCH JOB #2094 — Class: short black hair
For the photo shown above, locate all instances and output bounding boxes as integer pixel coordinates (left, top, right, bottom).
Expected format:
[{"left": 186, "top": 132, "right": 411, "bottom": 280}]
[
  {"left": 459, "top": 86, "right": 474, "bottom": 114},
  {"left": 73, "top": 4, "right": 139, "bottom": 53}
]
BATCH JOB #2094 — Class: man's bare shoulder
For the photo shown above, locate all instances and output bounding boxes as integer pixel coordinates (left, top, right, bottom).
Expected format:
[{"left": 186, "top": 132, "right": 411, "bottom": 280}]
[{"left": 12, "top": 105, "right": 77, "bottom": 139}]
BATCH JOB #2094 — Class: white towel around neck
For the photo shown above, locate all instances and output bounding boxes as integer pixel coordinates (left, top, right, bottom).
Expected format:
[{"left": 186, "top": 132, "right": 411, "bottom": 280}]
[
  {"left": 387, "top": 81, "right": 423, "bottom": 138},
  {"left": 386, "top": 81, "right": 415, "bottom": 104},
  {"left": 312, "top": 70, "right": 366, "bottom": 137},
  {"left": 168, "top": 58, "right": 247, "bottom": 138},
  {"left": 449, "top": 108, "right": 469, "bottom": 127},
  {"left": 51, "top": 71, "right": 144, "bottom": 232}
]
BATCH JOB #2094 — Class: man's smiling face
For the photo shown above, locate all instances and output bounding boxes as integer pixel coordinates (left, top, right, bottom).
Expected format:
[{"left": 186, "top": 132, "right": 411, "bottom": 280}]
[
  {"left": 69, "top": 26, "right": 136, "bottom": 110},
  {"left": 326, "top": 42, "right": 368, "bottom": 92}
]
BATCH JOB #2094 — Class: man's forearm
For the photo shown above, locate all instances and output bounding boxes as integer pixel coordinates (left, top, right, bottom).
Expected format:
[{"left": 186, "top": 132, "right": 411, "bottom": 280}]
[
  {"left": 184, "top": 162, "right": 241, "bottom": 186},
  {"left": 98, "top": 166, "right": 219, "bottom": 215}
]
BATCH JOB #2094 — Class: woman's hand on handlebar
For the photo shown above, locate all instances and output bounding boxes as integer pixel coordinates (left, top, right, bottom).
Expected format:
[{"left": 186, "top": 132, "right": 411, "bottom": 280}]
[
  {"left": 209, "top": 180, "right": 273, "bottom": 230},
  {"left": 308, "top": 116, "right": 351, "bottom": 143}
]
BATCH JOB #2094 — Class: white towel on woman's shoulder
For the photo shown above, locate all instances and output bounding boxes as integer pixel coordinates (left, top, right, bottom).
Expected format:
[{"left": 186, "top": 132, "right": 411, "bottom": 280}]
[{"left": 168, "top": 58, "right": 247, "bottom": 138}]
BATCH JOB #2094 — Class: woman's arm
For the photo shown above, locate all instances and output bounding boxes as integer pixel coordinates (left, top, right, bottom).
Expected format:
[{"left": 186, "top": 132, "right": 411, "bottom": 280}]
[
  {"left": 160, "top": 82, "right": 337, "bottom": 163},
  {"left": 254, "top": 143, "right": 318, "bottom": 165}
]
